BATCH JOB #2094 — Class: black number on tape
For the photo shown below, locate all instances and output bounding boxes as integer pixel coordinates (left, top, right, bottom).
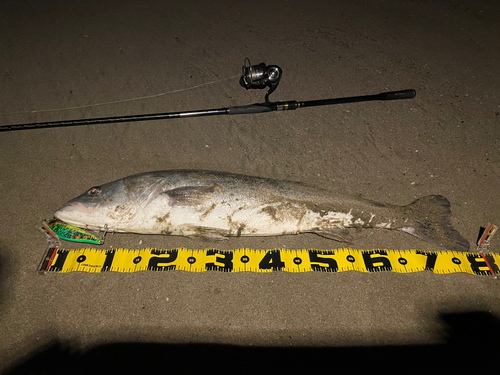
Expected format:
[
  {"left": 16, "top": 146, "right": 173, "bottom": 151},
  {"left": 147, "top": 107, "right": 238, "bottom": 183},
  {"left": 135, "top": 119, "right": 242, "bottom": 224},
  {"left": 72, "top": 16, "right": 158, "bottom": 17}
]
[
  {"left": 467, "top": 254, "right": 499, "bottom": 275},
  {"left": 259, "top": 250, "right": 285, "bottom": 271},
  {"left": 148, "top": 249, "right": 178, "bottom": 271},
  {"left": 309, "top": 251, "right": 338, "bottom": 272},
  {"left": 416, "top": 251, "right": 438, "bottom": 270},
  {"left": 101, "top": 250, "right": 116, "bottom": 272},
  {"left": 206, "top": 250, "right": 233, "bottom": 272},
  {"left": 362, "top": 250, "right": 392, "bottom": 272},
  {"left": 49, "top": 249, "right": 69, "bottom": 272}
]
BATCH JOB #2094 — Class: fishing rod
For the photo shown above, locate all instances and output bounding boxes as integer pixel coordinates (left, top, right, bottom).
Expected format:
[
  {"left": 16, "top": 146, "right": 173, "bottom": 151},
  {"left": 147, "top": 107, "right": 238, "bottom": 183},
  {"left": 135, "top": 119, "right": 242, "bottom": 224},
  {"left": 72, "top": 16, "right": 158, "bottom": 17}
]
[{"left": 0, "top": 58, "right": 416, "bottom": 132}]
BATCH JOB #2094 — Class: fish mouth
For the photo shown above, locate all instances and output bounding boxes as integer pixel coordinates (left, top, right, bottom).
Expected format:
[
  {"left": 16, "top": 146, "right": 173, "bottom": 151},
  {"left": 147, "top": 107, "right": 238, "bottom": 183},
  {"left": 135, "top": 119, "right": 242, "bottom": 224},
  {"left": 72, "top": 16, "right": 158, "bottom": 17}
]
[{"left": 54, "top": 202, "right": 100, "bottom": 228}]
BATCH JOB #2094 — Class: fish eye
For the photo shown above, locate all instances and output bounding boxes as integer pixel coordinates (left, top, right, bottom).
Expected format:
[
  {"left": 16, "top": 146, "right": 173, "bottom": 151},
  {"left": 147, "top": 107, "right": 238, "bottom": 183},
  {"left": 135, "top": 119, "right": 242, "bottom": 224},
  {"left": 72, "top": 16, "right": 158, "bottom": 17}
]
[{"left": 88, "top": 187, "right": 102, "bottom": 196}]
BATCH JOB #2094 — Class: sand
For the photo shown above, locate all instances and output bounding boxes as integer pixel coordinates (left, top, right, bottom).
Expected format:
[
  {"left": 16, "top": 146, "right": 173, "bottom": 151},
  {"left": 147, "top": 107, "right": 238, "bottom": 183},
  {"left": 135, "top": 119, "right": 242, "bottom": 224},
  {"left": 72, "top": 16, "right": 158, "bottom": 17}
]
[{"left": 1, "top": 0, "right": 499, "bottom": 373}]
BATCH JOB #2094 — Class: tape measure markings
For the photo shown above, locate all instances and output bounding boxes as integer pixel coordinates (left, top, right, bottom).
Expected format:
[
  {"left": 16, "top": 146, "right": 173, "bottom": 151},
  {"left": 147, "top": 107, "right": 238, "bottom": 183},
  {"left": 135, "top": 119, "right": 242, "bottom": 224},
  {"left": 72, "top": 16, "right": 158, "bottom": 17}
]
[{"left": 39, "top": 247, "right": 500, "bottom": 275}]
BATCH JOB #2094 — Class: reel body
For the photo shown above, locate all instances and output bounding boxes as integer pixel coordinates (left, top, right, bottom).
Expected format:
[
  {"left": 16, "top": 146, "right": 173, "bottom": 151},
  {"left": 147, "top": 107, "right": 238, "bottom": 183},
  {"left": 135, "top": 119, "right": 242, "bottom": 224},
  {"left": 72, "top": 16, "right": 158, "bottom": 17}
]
[{"left": 239, "top": 58, "right": 282, "bottom": 102}]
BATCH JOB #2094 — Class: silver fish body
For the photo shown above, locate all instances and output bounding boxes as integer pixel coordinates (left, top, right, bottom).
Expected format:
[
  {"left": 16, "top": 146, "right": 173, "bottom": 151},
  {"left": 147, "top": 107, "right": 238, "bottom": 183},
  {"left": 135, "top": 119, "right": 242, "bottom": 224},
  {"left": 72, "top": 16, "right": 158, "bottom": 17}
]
[{"left": 54, "top": 170, "right": 470, "bottom": 251}]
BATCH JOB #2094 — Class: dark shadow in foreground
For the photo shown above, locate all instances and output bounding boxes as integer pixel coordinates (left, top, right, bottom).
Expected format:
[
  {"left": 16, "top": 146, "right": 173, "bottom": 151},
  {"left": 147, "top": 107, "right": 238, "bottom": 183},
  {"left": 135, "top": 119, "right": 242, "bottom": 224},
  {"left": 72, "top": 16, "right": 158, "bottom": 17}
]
[
  {"left": 0, "top": 242, "right": 11, "bottom": 314},
  {"left": 5, "top": 311, "right": 499, "bottom": 375}
]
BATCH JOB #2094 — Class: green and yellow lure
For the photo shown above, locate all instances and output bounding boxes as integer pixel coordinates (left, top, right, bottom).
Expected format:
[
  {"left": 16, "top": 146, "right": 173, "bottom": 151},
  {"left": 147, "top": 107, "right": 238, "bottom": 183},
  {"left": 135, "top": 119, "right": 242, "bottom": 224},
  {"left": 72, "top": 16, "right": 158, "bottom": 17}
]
[{"left": 42, "top": 219, "right": 103, "bottom": 245}]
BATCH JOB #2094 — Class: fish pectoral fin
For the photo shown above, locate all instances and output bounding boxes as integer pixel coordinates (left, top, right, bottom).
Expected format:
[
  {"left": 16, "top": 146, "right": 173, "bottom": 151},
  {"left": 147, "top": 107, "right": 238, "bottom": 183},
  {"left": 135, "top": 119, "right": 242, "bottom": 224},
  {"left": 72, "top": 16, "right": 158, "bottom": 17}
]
[
  {"left": 310, "top": 228, "right": 353, "bottom": 243},
  {"left": 163, "top": 185, "right": 215, "bottom": 206}
]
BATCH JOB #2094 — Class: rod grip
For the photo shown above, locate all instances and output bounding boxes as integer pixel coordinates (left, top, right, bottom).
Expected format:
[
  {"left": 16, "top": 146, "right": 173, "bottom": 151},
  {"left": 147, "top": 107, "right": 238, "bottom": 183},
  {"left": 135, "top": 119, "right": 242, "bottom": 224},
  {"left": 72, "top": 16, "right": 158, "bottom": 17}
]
[
  {"left": 227, "top": 103, "right": 273, "bottom": 115},
  {"left": 381, "top": 89, "right": 416, "bottom": 100}
]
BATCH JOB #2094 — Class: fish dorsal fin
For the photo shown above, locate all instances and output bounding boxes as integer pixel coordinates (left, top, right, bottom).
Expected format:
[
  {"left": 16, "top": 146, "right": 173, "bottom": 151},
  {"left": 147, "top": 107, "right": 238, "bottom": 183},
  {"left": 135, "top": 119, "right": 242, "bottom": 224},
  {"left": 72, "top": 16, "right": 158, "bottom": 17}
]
[{"left": 163, "top": 185, "right": 216, "bottom": 206}]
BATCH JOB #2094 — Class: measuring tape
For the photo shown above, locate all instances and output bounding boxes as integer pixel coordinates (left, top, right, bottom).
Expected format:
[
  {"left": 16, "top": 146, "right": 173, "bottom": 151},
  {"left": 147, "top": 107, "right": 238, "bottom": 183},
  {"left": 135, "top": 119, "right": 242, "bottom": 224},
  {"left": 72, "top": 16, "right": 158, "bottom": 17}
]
[{"left": 39, "top": 246, "right": 499, "bottom": 276}]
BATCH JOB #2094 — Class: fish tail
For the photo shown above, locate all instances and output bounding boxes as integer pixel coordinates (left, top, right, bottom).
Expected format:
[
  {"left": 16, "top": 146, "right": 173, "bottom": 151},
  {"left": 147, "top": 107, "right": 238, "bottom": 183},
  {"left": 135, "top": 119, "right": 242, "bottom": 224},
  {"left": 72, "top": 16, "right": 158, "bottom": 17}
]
[{"left": 399, "top": 195, "right": 470, "bottom": 251}]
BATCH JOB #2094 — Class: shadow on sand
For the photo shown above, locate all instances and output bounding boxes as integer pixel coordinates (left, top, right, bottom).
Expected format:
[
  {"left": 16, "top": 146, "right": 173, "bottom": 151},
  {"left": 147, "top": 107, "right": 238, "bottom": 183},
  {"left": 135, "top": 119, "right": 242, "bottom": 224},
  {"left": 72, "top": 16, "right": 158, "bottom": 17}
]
[
  {"left": 0, "top": 242, "right": 10, "bottom": 314},
  {"left": 5, "top": 311, "right": 499, "bottom": 375}
]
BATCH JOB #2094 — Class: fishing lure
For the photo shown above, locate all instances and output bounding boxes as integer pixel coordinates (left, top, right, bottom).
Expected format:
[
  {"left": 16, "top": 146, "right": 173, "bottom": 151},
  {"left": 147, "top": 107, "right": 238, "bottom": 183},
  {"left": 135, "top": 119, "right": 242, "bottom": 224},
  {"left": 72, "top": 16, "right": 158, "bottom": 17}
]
[{"left": 42, "top": 219, "right": 104, "bottom": 244}]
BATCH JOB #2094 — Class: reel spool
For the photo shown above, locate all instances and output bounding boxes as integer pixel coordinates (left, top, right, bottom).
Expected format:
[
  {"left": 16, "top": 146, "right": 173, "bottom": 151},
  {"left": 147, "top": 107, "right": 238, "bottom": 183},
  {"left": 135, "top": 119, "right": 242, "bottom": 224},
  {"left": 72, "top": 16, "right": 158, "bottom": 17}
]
[{"left": 239, "top": 58, "right": 282, "bottom": 102}]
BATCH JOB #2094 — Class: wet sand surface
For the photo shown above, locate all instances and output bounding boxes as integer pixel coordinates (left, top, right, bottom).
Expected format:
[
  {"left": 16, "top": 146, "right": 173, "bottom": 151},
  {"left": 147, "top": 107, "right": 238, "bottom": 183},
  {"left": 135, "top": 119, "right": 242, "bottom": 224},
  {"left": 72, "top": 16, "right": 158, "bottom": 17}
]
[{"left": 1, "top": 0, "right": 499, "bottom": 373}]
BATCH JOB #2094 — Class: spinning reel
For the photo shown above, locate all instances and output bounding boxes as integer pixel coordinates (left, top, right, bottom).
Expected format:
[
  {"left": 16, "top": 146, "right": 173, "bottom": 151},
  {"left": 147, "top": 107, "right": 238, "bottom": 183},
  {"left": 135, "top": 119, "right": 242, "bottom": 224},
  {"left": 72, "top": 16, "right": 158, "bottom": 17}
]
[{"left": 239, "top": 58, "right": 282, "bottom": 103}]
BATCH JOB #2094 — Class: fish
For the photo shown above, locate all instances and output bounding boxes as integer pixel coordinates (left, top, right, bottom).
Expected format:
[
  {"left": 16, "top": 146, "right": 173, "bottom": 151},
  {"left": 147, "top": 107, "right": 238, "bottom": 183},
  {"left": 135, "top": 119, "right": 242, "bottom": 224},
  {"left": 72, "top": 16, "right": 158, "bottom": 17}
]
[{"left": 54, "top": 170, "right": 470, "bottom": 251}]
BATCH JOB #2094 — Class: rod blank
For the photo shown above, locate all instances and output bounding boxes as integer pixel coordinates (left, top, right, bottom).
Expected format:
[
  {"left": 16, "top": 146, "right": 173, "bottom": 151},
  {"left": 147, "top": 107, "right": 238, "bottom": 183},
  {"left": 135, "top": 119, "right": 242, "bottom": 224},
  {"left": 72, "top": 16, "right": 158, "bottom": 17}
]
[{"left": 0, "top": 89, "right": 416, "bottom": 132}]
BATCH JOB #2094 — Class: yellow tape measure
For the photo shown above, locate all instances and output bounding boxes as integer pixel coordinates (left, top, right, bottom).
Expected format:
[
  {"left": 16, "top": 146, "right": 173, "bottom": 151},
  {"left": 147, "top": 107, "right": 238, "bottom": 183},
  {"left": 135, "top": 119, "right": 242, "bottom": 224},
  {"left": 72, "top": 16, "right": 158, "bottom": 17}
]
[{"left": 39, "top": 247, "right": 500, "bottom": 276}]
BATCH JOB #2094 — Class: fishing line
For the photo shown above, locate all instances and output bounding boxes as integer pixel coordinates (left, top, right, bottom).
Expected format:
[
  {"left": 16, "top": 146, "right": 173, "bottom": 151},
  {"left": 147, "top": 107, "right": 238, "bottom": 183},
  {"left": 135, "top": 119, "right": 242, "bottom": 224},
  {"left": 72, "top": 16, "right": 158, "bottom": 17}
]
[{"left": 0, "top": 74, "right": 240, "bottom": 116}]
